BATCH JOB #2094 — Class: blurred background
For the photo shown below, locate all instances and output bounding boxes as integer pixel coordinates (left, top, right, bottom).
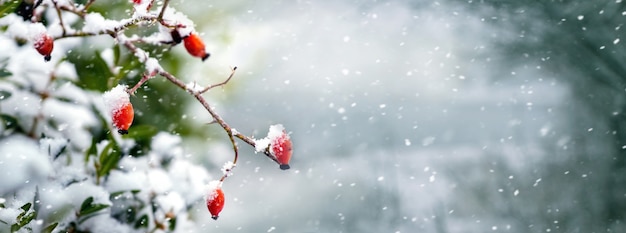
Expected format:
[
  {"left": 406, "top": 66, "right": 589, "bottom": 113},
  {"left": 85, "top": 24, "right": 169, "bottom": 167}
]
[{"left": 102, "top": 0, "right": 626, "bottom": 232}]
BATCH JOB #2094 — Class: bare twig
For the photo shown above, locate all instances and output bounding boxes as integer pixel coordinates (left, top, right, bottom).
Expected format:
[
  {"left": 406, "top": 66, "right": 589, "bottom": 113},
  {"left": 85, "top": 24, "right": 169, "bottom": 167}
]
[
  {"left": 53, "top": 14, "right": 158, "bottom": 40},
  {"left": 234, "top": 132, "right": 279, "bottom": 163},
  {"left": 128, "top": 74, "right": 152, "bottom": 95},
  {"left": 199, "top": 67, "right": 238, "bottom": 94},
  {"left": 158, "top": 68, "right": 280, "bottom": 164},
  {"left": 82, "top": 0, "right": 97, "bottom": 13},
  {"left": 57, "top": 3, "right": 86, "bottom": 17},
  {"left": 157, "top": 0, "right": 170, "bottom": 22},
  {"left": 51, "top": 0, "right": 67, "bottom": 36}
]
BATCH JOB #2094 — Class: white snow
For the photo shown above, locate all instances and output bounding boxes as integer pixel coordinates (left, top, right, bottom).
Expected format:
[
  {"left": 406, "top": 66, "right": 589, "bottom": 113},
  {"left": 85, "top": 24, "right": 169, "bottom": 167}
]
[
  {"left": 0, "top": 207, "right": 21, "bottom": 226},
  {"left": 185, "top": 81, "right": 205, "bottom": 93},
  {"left": 42, "top": 98, "right": 99, "bottom": 150},
  {"left": 221, "top": 161, "right": 236, "bottom": 177},
  {"left": 205, "top": 180, "right": 222, "bottom": 202},
  {"left": 1, "top": 15, "right": 47, "bottom": 41},
  {"left": 64, "top": 181, "right": 113, "bottom": 209},
  {"left": 150, "top": 132, "right": 183, "bottom": 161},
  {"left": 160, "top": 7, "right": 195, "bottom": 37},
  {"left": 254, "top": 124, "right": 287, "bottom": 152},
  {"left": 105, "top": 170, "right": 147, "bottom": 193},
  {"left": 0, "top": 135, "right": 52, "bottom": 194},
  {"left": 36, "top": 183, "right": 74, "bottom": 224},
  {"left": 148, "top": 169, "right": 173, "bottom": 194},
  {"left": 39, "top": 137, "right": 69, "bottom": 157},
  {"left": 53, "top": 61, "right": 79, "bottom": 81},
  {"left": 82, "top": 13, "right": 119, "bottom": 34},
  {"left": 79, "top": 214, "right": 132, "bottom": 233},
  {"left": 145, "top": 57, "right": 163, "bottom": 75},
  {"left": 102, "top": 84, "right": 130, "bottom": 116},
  {"left": 155, "top": 192, "right": 185, "bottom": 215},
  {"left": 168, "top": 159, "right": 211, "bottom": 202}
]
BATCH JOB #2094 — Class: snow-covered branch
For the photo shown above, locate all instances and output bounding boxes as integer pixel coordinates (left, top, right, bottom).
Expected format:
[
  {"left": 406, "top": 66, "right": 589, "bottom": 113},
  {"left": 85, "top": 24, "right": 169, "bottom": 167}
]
[{"left": 0, "top": 0, "right": 293, "bottom": 231}]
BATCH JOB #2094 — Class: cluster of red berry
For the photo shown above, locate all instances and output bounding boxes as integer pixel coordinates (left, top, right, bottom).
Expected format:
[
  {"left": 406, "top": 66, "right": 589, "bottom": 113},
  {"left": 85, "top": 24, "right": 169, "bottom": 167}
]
[
  {"left": 32, "top": 21, "right": 209, "bottom": 64},
  {"left": 105, "top": 90, "right": 293, "bottom": 219},
  {"left": 103, "top": 0, "right": 294, "bottom": 222}
]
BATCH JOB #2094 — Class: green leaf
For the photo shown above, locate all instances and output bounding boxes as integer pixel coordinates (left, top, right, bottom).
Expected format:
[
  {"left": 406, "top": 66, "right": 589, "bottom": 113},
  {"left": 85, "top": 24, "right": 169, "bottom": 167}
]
[
  {"left": 97, "top": 141, "right": 121, "bottom": 178},
  {"left": 85, "top": 137, "right": 98, "bottom": 163},
  {"left": 20, "top": 212, "right": 35, "bottom": 225},
  {"left": 0, "top": 90, "right": 10, "bottom": 101},
  {"left": 79, "top": 197, "right": 109, "bottom": 216},
  {"left": 68, "top": 50, "right": 114, "bottom": 92},
  {"left": 79, "top": 197, "right": 94, "bottom": 214},
  {"left": 113, "top": 44, "right": 121, "bottom": 66},
  {"left": 134, "top": 214, "right": 149, "bottom": 229},
  {"left": 0, "top": 114, "right": 20, "bottom": 131},
  {"left": 20, "top": 203, "right": 31, "bottom": 212},
  {"left": 0, "top": 0, "right": 20, "bottom": 17},
  {"left": 109, "top": 191, "right": 126, "bottom": 199},
  {"left": 125, "top": 124, "right": 158, "bottom": 140},
  {"left": 80, "top": 203, "right": 109, "bottom": 217},
  {"left": 10, "top": 223, "right": 19, "bottom": 232},
  {"left": 168, "top": 217, "right": 177, "bottom": 231},
  {"left": 112, "top": 53, "right": 141, "bottom": 85},
  {"left": 0, "top": 68, "right": 11, "bottom": 78},
  {"left": 12, "top": 211, "right": 35, "bottom": 231},
  {"left": 42, "top": 222, "right": 58, "bottom": 233}
]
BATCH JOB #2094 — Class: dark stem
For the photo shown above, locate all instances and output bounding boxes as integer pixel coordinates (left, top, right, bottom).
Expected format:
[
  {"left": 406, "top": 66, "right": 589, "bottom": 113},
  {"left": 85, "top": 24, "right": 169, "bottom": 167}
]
[{"left": 157, "top": 0, "right": 170, "bottom": 21}]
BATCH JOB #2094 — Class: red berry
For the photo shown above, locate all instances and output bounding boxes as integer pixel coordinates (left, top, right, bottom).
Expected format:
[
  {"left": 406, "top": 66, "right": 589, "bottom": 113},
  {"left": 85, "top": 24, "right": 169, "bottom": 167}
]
[
  {"left": 206, "top": 184, "right": 225, "bottom": 220},
  {"left": 34, "top": 33, "right": 53, "bottom": 62},
  {"left": 184, "top": 33, "right": 210, "bottom": 61},
  {"left": 103, "top": 85, "right": 134, "bottom": 134},
  {"left": 112, "top": 102, "right": 134, "bottom": 134},
  {"left": 132, "top": 0, "right": 142, "bottom": 4},
  {"left": 270, "top": 131, "right": 292, "bottom": 170}
]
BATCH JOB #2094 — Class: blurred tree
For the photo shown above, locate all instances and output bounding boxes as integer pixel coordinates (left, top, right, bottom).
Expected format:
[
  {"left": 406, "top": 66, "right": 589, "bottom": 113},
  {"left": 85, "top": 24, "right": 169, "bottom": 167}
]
[{"left": 442, "top": 0, "right": 626, "bottom": 232}]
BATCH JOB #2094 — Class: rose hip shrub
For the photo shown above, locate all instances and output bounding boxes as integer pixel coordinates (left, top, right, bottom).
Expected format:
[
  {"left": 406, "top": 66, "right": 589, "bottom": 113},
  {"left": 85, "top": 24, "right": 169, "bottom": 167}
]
[{"left": 0, "top": 0, "right": 292, "bottom": 232}]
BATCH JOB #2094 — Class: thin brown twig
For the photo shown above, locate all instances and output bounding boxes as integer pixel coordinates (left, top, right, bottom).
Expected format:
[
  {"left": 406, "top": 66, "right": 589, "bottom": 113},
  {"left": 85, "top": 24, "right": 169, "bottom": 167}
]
[
  {"left": 53, "top": 31, "right": 97, "bottom": 40},
  {"left": 234, "top": 132, "right": 279, "bottom": 163},
  {"left": 199, "top": 67, "right": 238, "bottom": 94},
  {"left": 52, "top": 14, "right": 158, "bottom": 40},
  {"left": 82, "top": 0, "right": 97, "bottom": 13},
  {"left": 128, "top": 74, "right": 152, "bottom": 95},
  {"left": 157, "top": 69, "right": 279, "bottom": 163},
  {"left": 51, "top": 0, "right": 67, "bottom": 36},
  {"left": 157, "top": 0, "right": 170, "bottom": 22},
  {"left": 58, "top": 3, "right": 86, "bottom": 17}
]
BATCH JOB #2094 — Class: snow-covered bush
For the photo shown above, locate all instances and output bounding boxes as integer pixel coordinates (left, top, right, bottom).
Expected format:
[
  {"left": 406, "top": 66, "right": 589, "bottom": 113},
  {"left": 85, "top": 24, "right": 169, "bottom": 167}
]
[{"left": 0, "top": 0, "right": 292, "bottom": 232}]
